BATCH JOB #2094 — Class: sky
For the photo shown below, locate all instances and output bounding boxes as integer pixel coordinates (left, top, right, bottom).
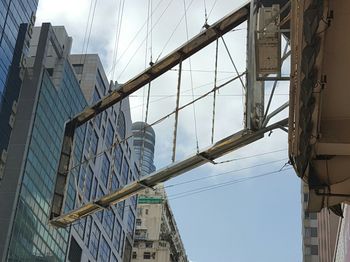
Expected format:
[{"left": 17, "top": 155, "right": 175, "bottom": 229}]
[{"left": 36, "top": 0, "right": 302, "bottom": 261}]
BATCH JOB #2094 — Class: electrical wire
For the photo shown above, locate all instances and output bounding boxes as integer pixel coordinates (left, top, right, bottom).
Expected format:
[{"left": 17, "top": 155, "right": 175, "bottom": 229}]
[
  {"left": 110, "top": 0, "right": 126, "bottom": 80},
  {"left": 117, "top": 0, "right": 177, "bottom": 79},
  {"left": 66, "top": 73, "right": 245, "bottom": 174},
  {"left": 213, "top": 148, "right": 287, "bottom": 164},
  {"left": 107, "top": 0, "right": 167, "bottom": 77},
  {"left": 168, "top": 167, "right": 293, "bottom": 200},
  {"left": 165, "top": 157, "right": 288, "bottom": 188},
  {"left": 154, "top": 0, "right": 195, "bottom": 63}
]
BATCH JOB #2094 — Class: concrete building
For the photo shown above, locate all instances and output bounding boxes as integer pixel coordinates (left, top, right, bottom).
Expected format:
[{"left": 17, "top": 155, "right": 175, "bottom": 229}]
[
  {"left": 302, "top": 182, "right": 341, "bottom": 262},
  {"left": 0, "top": 24, "right": 138, "bottom": 261},
  {"left": 132, "top": 186, "right": 188, "bottom": 262},
  {"left": 131, "top": 122, "right": 156, "bottom": 176},
  {"left": 0, "top": 0, "right": 38, "bottom": 178},
  {"left": 131, "top": 122, "right": 187, "bottom": 262},
  {"left": 302, "top": 183, "right": 319, "bottom": 262}
]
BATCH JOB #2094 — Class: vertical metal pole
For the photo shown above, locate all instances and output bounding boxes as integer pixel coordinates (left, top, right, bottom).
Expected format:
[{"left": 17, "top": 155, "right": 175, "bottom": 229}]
[{"left": 245, "top": 1, "right": 264, "bottom": 130}]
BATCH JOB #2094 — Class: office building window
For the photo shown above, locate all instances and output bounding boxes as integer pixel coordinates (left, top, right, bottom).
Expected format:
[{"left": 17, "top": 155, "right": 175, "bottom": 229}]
[
  {"left": 103, "top": 209, "right": 115, "bottom": 240},
  {"left": 111, "top": 172, "right": 120, "bottom": 191},
  {"left": 98, "top": 236, "right": 111, "bottom": 262},
  {"left": 89, "top": 222, "right": 101, "bottom": 259},
  {"left": 106, "top": 120, "right": 114, "bottom": 147},
  {"left": 96, "top": 69, "right": 107, "bottom": 94},
  {"left": 127, "top": 207, "right": 135, "bottom": 234},
  {"left": 132, "top": 252, "right": 137, "bottom": 259},
  {"left": 113, "top": 220, "right": 122, "bottom": 252},
  {"left": 121, "top": 158, "right": 129, "bottom": 185},
  {"left": 101, "top": 153, "right": 110, "bottom": 188},
  {"left": 117, "top": 200, "right": 125, "bottom": 219},
  {"left": 114, "top": 144, "right": 123, "bottom": 175},
  {"left": 72, "top": 64, "right": 83, "bottom": 74},
  {"left": 84, "top": 166, "right": 93, "bottom": 200},
  {"left": 92, "top": 87, "right": 102, "bottom": 127},
  {"left": 117, "top": 112, "right": 126, "bottom": 139},
  {"left": 143, "top": 252, "right": 151, "bottom": 259}
]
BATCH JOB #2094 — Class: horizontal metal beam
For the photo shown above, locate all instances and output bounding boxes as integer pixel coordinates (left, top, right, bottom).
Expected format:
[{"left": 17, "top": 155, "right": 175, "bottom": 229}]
[
  {"left": 69, "top": 2, "right": 250, "bottom": 129},
  {"left": 50, "top": 1, "right": 251, "bottom": 221},
  {"left": 50, "top": 118, "right": 288, "bottom": 227}
]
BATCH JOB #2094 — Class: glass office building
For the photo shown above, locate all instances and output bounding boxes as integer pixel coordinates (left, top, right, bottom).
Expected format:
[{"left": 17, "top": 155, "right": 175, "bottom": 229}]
[
  {"left": 0, "top": 25, "right": 138, "bottom": 261},
  {"left": 0, "top": 0, "right": 38, "bottom": 176},
  {"left": 131, "top": 122, "right": 156, "bottom": 176}
]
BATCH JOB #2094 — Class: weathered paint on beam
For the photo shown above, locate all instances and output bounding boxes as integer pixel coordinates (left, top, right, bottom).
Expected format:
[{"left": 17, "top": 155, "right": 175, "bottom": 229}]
[
  {"left": 50, "top": 118, "right": 287, "bottom": 227},
  {"left": 50, "top": 2, "right": 251, "bottom": 220}
]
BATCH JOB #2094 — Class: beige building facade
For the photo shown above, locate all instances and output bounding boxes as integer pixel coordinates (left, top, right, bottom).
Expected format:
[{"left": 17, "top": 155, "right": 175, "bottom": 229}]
[{"left": 131, "top": 185, "right": 188, "bottom": 262}]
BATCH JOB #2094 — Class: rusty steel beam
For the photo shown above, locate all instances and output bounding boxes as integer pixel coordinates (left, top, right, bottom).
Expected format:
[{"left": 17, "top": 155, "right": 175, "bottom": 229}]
[{"left": 50, "top": 2, "right": 251, "bottom": 221}]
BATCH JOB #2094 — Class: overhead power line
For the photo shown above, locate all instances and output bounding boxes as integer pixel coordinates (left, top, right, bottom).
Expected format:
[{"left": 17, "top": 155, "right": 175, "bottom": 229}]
[
  {"left": 165, "top": 157, "right": 288, "bottom": 188},
  {"left": 167, "top": 167, "right": 293, "bottom": 200}
]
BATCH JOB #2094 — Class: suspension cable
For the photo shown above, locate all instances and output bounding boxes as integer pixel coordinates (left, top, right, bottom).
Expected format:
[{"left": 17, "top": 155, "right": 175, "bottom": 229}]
[
  {"left": 111, "top": 0, "right": 126, "bottom": 80},
  {"left": 183, "top": 0, "right": 200, "bottom": 152},
  {"left": 66, "top": 72, "right": 245, "bottom": 174},
  {"left": 211, "top": 39, "right": 219, "bottom": 144},
  {"left": 172, "top": 60, "right": 183, "bottom": 162},
  {"left": 220, "top": 36, "right": 246, "bottom": 90}
]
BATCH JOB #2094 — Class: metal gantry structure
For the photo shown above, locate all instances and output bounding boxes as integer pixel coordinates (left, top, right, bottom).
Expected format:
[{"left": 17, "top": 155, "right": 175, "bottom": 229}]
[{"left": 50, "top": 0, "right": 291, "bottom": 227}]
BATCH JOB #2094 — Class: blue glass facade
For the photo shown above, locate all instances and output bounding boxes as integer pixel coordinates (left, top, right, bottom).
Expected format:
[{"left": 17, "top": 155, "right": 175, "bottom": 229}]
[
  {"left": 6, "top": 61, "right": 86, "bottom": 261},
  {"left": 0, "top": 0, "right": 38, "bottom": 163}
]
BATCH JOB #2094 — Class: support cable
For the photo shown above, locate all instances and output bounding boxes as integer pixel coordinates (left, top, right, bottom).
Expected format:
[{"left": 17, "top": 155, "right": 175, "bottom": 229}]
[
  {"left": 183, "top": 0, "right": 199, "bottom": 152},
  {"left": 154, "top": 0, "right": 195, "bottom": 63},
  {"left": 262, "top": 41, "right": 290, "bottom": 125},
  {"left": 111, "top": 0, "right": 125, "bottom": 80},
  {"left": 108, "top": 0, "right": 166, "bottom": 77},
  {"left": 165, "top": 158, "right": 288, "bottom": 188},
  {"left": 79, "top": 0, "right": 98, "bottom": 82},
  {"left": 172, "top": 60, "right": 183, "bottom": 162},
  {"left": 211, "top": 39, "right": 219, "bottom": 144},
  {"left": 220, "top": 36, "right": 246, "bottom": 90},
  {"left": 168, "top": 167, "right": 292, "bottom": 200},
  {"left": 66, "top": 72, "right": 246, "bottom": 174},
  {"left": 117, "top": 0, "right": 176, "bottom": 79}
]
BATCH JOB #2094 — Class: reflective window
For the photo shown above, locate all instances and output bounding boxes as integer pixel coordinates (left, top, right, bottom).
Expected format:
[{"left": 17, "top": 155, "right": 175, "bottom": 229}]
[
  {"left": 114, "top": 144, "right": 123, "bottom": 175},
  {"left": 121, "top": 158, "right": 129, "bottom": 185},
  {"left": 101, "top": 153, "right": 110, "bottom": 188},
  {"left": 98, "top": 236, "right": 111, "bottom": 262},
  {"left": 113, "top": 220, "right": 122, "bottom": 252},
  {"left": 89, "top": 222, "right": 101, "bottom": 259},
  {"left": 103, "top": 210, "right": 115, "bottom": 240},
  {"left": 111, "top": 172, "right": 120, "bottom": 191},
  {"left": 127, "top": 207, "right": 135, "bottom": 234},
  {"left": 92, "top": 87, "right": 102, "bottom": 127},
  {"left": 96, "top": 69, "right": 106, "bottom": 94},
  {"left": 116, "top": 111, "right": 126, "bottom": 139},
  {"left": 117, "top": 201, "right": 125, "bottom": 219},
  {"left": 106, "top": 120, "right": 114, "bottom": 147},
  {"left": 72, "top": 64, "right": 83, "bottom": 74}
]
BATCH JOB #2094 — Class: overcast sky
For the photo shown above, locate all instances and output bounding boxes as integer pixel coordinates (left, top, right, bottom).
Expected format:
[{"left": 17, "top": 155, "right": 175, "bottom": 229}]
[{"left": 36, "top": 0, "right": 301, "bottom": 261}]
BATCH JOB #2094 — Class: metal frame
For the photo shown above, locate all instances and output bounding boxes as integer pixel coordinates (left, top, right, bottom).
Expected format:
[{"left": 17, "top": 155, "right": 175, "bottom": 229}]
[
  {"left": 50, "top": 2, "right": 251, "bottom": 221},
  {"left": 50, "top": 0, "right": 292, "bottom": 226},
  {"left": 51, "top": 118, "right": 288, "bottom": 227}
]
